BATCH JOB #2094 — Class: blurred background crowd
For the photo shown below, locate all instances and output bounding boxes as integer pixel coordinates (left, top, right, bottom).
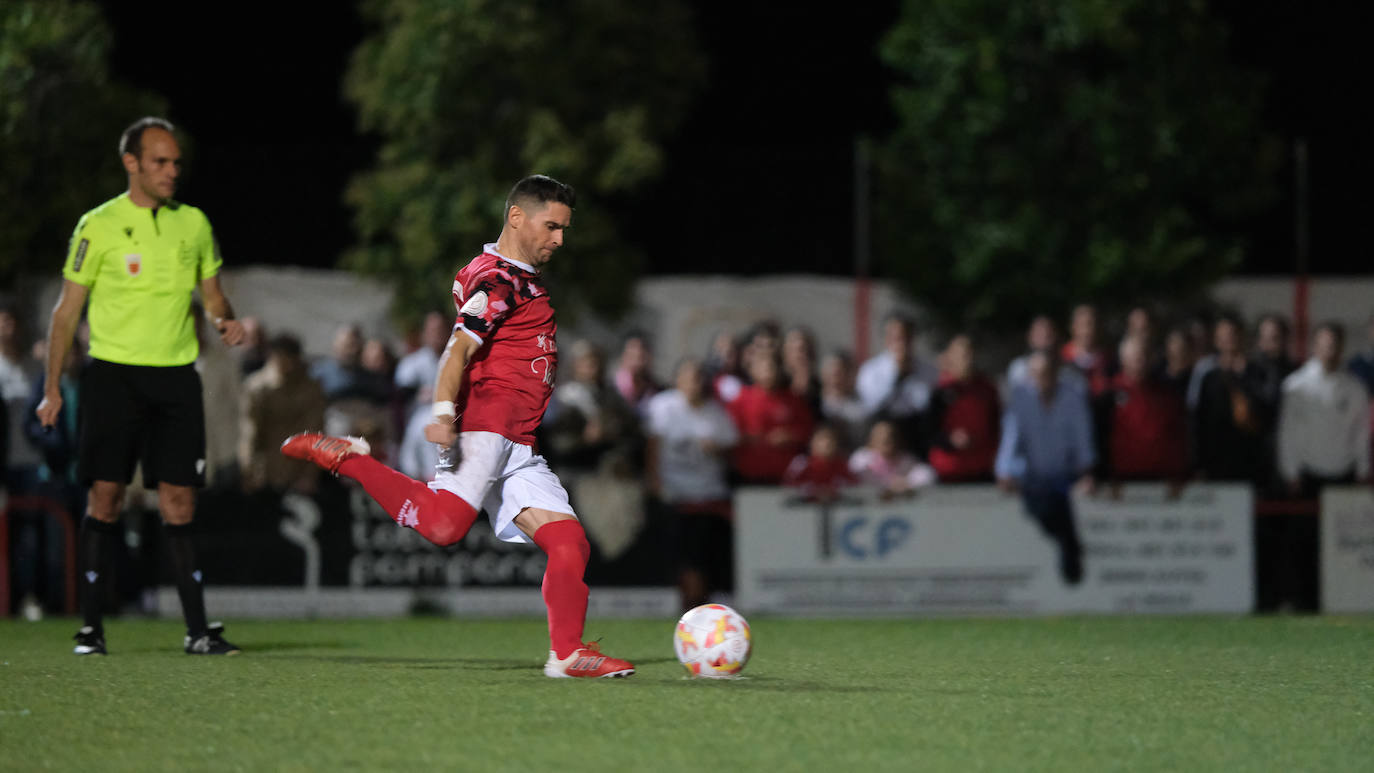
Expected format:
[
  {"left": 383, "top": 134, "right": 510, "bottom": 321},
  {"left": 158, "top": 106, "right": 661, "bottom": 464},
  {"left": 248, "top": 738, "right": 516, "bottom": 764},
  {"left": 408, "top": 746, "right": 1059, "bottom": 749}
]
[{"left": 4, "top": 298, "right": 1370, "bottom": 618}]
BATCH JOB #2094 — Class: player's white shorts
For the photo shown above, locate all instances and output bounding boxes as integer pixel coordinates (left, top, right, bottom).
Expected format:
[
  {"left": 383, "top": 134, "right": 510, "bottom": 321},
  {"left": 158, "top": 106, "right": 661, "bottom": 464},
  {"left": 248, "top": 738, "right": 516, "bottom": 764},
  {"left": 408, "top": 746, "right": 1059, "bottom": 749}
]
[{"left": 428, "top": 431, "right": 577, "bottom": 544}]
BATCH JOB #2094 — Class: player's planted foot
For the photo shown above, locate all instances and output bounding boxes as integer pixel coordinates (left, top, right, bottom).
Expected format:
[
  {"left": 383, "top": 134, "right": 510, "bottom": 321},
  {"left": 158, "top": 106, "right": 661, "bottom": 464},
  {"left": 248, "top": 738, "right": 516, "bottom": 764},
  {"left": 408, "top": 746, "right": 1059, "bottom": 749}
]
[
  {"left": 73, "top": 626, "right": 107, "bottom": 656},
  {"left": 280, "top": 433, "right": 371, "bottom": 474},
  {"left": 544, "top": 641, "right": 635, "bottom": 678},
  {"left": 185, "top": 622, "right": 241, "bottom": 655}
]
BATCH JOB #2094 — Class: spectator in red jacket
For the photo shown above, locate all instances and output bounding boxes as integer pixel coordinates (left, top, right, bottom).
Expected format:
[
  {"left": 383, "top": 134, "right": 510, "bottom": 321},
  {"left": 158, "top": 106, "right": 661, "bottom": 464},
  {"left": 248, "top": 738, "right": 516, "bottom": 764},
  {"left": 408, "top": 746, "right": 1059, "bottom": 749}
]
[
  {"left": 1106, "top": 335, "right": 1188, "bottom": 482},
  {"left": 1061, "top": 303, "right": 1113, "bottom": 396},
  {"left": 925, "top": 335, "right": 1001, "bottom": 482},
  {"left": 783, "top": 423, "right": 857, "bottom": 501},
  {"left": 728, "top": 351, "right": 815, "bottom": 484}
]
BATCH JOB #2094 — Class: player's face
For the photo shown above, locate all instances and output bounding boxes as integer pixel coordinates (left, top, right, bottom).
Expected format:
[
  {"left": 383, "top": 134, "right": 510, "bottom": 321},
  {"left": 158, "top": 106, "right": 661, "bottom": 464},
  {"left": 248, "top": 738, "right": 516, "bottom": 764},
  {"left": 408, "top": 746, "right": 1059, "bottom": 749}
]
[
  {"left": 124, "top": 128, "right": 181, "bottom": 202},
  {"left": 515, "top": 202, "right": 572, "bottom": 266}
]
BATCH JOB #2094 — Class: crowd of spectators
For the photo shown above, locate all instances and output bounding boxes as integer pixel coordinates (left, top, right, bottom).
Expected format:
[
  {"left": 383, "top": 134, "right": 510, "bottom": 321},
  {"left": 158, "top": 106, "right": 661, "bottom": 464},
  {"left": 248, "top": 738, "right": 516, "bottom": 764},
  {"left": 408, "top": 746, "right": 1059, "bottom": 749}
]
[{"left": 4, "top": 298, "right": 1373, "bottom": 615}]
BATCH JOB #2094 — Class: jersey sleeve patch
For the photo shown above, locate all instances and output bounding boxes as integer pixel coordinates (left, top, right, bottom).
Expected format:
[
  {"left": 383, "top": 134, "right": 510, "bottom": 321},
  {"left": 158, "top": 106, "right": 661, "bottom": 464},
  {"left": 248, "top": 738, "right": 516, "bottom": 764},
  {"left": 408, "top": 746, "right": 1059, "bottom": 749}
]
[
  {"left": 72, "top": 238, "right": 89, "bottom": 272},
  {"left": 460, "top": 290, "right": 488, "bottom": 317},
  {"left": 458, "top": 271, "right": 517, "bottom": 337}
]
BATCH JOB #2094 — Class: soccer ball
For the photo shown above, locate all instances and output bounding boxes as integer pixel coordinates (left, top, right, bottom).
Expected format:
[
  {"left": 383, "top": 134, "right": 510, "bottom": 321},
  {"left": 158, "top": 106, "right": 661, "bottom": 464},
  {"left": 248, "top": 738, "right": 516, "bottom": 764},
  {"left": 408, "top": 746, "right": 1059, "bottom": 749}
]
[{"left": 673, "top": 603, "right": 752, "bottom": 679}]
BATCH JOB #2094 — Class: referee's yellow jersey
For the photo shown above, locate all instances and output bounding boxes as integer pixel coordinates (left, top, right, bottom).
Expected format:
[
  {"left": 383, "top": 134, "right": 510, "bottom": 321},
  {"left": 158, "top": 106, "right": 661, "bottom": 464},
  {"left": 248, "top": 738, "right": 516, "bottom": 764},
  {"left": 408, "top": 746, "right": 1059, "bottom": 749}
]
[{"left": 62, "top": 192, "right": 222, "bottom": 367}]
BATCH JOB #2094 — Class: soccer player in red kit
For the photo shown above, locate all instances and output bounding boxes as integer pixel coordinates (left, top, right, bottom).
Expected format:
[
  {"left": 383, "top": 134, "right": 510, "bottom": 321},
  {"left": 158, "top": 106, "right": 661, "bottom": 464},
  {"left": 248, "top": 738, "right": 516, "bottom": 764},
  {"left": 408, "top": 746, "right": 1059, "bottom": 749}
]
[{"left": 282, "top": 175, "right": 634, "bottom": 678}]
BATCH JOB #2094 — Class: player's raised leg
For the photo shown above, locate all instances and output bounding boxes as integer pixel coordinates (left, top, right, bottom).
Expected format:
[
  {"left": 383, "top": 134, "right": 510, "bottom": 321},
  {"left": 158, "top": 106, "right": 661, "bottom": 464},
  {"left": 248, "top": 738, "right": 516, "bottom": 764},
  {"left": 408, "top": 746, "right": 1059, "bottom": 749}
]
[
  {"left": 516, "top": 508, "right": 635, "bottom": 679},
  {"left": 280, "top": 433, "right": 480, "bottom": 546}
]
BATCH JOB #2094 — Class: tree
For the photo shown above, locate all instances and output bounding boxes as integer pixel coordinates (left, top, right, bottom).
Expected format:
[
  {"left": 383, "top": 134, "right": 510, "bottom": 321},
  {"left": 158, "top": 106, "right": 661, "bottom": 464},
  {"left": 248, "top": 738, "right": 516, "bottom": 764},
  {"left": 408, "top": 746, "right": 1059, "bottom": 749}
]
[
  {"left": 874, "top": 0, "right": 1279, "bottom": 331},
  {"left": 0, "top": 1, "right": 165, "bottom": 289},
  {"left": 344, "top": 0, "right": 704, "bottom": 325}
]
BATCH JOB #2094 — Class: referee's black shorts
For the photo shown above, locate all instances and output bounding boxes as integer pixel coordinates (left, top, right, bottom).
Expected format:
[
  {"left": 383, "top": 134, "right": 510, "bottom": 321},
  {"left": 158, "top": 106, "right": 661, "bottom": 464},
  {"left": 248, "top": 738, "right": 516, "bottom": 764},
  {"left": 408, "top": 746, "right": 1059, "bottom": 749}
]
[{"left": 78, "top": 359, "right": 206, "bottom": 488}]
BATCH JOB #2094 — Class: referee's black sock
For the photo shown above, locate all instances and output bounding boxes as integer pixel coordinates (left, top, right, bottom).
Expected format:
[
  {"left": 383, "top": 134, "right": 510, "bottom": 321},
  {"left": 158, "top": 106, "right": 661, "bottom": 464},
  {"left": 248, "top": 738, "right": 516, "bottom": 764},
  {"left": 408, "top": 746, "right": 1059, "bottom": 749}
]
[
  {"left": 79, "top": 516, "right": 121, "bottom": 634},
  {"left": 164, "top": 523, "right": 209, "bottom": 636}
]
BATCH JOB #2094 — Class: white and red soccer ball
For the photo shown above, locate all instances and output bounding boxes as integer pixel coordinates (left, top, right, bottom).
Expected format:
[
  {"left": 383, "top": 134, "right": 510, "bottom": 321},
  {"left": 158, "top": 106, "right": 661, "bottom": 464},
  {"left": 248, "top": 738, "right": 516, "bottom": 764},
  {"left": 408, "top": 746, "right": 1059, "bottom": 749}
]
[{"left": 673, "top": 603, "right": 752, "bottom": 678}]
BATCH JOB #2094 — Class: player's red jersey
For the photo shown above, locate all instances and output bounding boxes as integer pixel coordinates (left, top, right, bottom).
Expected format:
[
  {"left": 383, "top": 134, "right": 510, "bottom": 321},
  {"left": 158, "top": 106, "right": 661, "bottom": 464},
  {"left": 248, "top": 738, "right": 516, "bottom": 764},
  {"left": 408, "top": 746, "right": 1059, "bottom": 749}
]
[{"left": 451, "top": 243, "right": 558, "bottom": 445}]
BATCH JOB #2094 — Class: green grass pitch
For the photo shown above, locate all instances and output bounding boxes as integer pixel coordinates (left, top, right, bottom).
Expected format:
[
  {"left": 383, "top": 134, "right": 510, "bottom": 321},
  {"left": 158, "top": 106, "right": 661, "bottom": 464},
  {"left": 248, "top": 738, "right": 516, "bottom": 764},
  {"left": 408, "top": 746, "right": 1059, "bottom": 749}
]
[{"left": 2, "top": 615, "right": 1371, "bottom": 771}]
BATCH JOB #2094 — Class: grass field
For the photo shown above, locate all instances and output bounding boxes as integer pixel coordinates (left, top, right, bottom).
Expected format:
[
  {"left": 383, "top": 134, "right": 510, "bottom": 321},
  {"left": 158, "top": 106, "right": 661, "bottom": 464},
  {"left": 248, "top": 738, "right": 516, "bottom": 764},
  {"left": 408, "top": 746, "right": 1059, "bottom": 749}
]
[{"left": 1, "top": 615, "right": 1371, "bottom": 771}]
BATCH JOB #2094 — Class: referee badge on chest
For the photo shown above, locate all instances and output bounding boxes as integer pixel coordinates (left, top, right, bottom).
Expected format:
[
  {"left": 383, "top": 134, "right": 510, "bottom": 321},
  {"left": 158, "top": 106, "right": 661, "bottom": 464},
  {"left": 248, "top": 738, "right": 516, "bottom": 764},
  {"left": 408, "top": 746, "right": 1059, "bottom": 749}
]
[{"left": 124, "top": 253, "right": 142, "bottom": 277}]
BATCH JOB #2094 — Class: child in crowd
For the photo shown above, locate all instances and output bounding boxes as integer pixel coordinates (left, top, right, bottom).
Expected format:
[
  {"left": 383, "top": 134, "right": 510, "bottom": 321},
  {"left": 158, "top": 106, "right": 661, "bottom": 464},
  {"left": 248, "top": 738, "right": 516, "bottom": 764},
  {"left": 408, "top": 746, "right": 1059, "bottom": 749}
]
[
  {"left": 849, "top": 419, "right": 936, "bottom": 496},
  {"left": 783, "top": 423, "right": 857, "bottom": 501}
]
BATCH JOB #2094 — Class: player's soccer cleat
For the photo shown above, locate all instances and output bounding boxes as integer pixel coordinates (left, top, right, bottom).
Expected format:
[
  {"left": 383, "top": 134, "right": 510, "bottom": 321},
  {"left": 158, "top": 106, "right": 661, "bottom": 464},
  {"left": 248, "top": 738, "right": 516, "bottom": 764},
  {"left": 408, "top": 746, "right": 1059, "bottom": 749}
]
[
  {"left": 185, "top": 622, "right": 241, "bottom": 655},
  {"left": 73, "top": 626, "right": 107, "bottom": 655},
  {"left": 280, "top": 433, "right": 371, "bottom": 474},
  {"left": 543, "top": 641, "right": 635, "bottom": 679}
]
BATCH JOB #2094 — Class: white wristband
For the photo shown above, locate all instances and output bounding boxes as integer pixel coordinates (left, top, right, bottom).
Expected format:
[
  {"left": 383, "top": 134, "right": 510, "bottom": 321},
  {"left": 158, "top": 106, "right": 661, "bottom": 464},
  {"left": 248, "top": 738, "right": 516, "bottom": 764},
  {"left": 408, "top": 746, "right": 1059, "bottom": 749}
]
[{"left": 432, "top": 401, "right": 456, "bottom": 419}]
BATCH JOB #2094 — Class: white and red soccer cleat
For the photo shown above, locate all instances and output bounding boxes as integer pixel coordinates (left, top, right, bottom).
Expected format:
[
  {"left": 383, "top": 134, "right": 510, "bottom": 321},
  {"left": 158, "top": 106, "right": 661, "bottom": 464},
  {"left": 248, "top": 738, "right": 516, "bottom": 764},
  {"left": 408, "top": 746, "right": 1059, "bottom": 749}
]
[
  {"left": 280, "top": 433, "right": 371, "bottom": 474},
  {"left": 544, "top": 641, "right": 636, "bottom": 679}
]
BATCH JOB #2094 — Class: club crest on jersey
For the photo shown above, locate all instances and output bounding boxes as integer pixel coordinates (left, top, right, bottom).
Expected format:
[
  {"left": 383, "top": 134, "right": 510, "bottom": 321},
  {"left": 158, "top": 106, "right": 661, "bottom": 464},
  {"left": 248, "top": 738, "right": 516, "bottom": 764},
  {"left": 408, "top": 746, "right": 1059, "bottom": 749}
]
[
  {"left": 124, "top": 253, "right": 142, "bottom": 276},
  {"left": 461, "top": 290, "right": 488, "bottom": 317}
]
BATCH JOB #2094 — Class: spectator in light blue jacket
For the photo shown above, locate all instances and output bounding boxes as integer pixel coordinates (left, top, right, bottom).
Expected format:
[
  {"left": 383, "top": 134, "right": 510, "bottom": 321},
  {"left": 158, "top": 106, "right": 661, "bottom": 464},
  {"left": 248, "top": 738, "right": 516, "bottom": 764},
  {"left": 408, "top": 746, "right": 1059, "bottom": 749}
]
[{"left": 995, "top": 350, "right": 1096, "bottom": 585}]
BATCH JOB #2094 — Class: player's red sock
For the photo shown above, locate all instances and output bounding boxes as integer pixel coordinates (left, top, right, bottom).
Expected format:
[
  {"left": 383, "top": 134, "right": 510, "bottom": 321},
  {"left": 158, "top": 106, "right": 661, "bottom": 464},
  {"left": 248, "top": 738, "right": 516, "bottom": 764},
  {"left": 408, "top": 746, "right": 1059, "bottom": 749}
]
[
  {"left": 337, "top": 456, "right": 477, "bottom": 546},
  {"left": 532, "top": 520, "right": 590, "bottom": 660}
]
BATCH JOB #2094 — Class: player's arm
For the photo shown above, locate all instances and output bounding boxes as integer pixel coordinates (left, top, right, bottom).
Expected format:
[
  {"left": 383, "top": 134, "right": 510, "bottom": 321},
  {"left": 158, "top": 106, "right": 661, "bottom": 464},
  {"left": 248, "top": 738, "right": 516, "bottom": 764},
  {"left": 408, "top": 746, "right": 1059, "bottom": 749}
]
[
  {"left": 423, "top": 330, "right": 483, "bottom": 446},
  {"left": 35, "top": 280, "right": 88, "bottom": 428},
  {"left": 199, "top": 274, "right": 245, "bottom": 346}
]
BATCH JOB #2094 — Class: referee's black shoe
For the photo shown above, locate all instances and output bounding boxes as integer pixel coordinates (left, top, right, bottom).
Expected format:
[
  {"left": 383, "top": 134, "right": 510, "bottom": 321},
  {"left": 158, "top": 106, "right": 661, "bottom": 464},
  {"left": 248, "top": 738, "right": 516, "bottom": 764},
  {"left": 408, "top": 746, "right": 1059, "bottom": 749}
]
[
  {"left": 185, "top": 622, "right": 241, "bottom": 655},
  {"left": 73, "top": 626, "right": 107, "bottom": 655}
]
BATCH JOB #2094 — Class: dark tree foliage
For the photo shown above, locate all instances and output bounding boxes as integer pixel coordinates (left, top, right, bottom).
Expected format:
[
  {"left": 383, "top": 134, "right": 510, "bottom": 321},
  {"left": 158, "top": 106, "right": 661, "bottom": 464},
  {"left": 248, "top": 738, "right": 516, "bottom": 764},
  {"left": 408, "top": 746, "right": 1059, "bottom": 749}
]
[
  {"left": 344, "top": 0, "right": 705, "bottom": 325},
  {"left": 875, "top": 0, "right": 1279, "bottom": 331}
]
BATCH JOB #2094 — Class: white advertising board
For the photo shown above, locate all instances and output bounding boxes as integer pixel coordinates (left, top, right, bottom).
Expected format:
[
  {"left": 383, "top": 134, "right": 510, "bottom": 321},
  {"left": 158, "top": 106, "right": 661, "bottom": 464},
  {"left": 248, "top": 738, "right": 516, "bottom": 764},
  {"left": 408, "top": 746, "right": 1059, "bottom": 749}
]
[
  {"left": 1321, "top": 487, "right": 1374, "bottom": 613},
  {"left": 735, "top": 484, "right": 1253, "bottom": 616}
]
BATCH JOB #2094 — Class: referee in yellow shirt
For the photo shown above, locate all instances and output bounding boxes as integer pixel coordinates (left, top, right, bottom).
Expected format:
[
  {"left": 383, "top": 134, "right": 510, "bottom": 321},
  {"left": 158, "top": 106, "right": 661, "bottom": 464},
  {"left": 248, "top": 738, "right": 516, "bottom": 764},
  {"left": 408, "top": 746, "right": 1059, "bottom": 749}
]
[{"left": 37, "top": 117, "right": 245, "bottom": 655}]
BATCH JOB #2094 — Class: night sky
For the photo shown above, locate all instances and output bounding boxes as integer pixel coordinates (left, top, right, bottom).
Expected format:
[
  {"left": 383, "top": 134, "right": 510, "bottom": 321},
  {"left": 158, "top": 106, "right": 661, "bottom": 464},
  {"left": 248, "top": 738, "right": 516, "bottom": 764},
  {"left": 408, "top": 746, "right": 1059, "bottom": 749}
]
[{"left": 101, "top": 1, "right": 1367, "bottom": 279}]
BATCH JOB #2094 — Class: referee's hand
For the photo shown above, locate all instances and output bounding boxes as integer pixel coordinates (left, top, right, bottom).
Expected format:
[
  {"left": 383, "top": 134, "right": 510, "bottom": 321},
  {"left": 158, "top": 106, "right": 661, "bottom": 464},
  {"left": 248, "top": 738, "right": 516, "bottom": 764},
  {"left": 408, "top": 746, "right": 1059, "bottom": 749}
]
[
  {"left": 35, "top": 392, "right": 62, "bottom": 429},
  {"left": 216, "top": 318, "right": 246, "bottom": 346}
]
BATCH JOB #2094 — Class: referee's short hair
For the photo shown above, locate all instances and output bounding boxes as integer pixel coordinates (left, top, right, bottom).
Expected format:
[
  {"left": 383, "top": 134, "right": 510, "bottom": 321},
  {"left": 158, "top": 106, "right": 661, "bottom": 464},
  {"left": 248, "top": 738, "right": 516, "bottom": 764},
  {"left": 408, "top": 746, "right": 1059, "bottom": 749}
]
[
  {"left": 505, "top": 175, "right": 576, "bottom": 219},
  {"left": 119, "top": 117, "right": 175, "bottom": 159}
]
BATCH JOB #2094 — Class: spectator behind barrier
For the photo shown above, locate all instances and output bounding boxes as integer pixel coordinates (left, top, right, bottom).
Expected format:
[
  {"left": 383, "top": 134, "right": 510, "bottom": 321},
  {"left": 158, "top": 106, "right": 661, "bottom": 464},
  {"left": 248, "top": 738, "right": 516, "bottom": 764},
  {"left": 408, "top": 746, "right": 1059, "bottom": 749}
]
[
  {"left": 1061, "top": 303, "right": 1113, "bottom": 396},
  {"left": 856, "top": 313, "right": 938, "bottom": 452},
  {"left": 612, "top": 330, "right": 661, "bottom": 417},
  {"left": 818, "top": 350, "right": 868, "bottom": 451},
  {"left": 849, "top": 419, "right": 935, "bottom": 496},
  {"left": 1105, "top": 335, "right": 1188, "bottom": 483},
  {"left": 781, "top": 326, "right": 821, "bottom": 415},
  {"left": 1154, "top": 326, "right": 1197, "bottom": 400},
  {"left": 1278, "top": 322, "right": 1371, "bottom": 496},
  {"left": 239, "top": 334, "right": 327, "bottom": 493},
  {"left": 728, "top": 351, "right": 814, "bottom": 484},
  {"left": 393, "top": 311, "right": 446, "bottom": 407},
  {"left": 644, "top": 358, "right": 739, "bottom": 610},
  {"left": 704, "top": 330, "right": 745, "bottom": 405},
  {"left": 544, "top": 340, "right": 641, "bottom": 476},
  {"left": 1192, "top": 315, "right": 1271, "bottom": 485},
  {"left": 783, "top": 423, "right": 857, "bottom": 501},
  {"left": 1007, "top": 315, "right": 1086, "bottom": 395},
  {"left": 1349, "top": 313, "right": 1374, "bottom": 394},
  {"left": 925, "top": 335, "right": 1000, "bottom": 483}
]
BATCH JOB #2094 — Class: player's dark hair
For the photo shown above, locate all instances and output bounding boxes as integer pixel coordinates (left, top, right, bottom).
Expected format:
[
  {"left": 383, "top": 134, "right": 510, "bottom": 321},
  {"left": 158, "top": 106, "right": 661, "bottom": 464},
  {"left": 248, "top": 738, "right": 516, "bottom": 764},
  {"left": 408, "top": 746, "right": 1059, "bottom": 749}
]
[
  {"left": 505, "top": 175, "right": 576, "bottom": 219},
  {"left": 119, "top": 117, "right": 175, "bottom": 159}
]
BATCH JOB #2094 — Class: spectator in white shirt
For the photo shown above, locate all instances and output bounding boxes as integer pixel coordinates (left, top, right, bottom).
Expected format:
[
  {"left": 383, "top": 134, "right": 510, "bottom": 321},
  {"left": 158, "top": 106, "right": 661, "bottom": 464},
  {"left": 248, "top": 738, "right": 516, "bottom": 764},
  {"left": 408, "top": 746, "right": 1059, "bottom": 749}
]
[
  {"left": 393, "top": 311, "right": 449, "bottom": 406},
  {"left": 645, "top": 358, "right": 740, "bottom": 610},
  {"left": 1277, "top": 322, "right": 1371, "bottom": 496},
  {"left": 855, "top": 314, "right": 938, "bottom": 448}
]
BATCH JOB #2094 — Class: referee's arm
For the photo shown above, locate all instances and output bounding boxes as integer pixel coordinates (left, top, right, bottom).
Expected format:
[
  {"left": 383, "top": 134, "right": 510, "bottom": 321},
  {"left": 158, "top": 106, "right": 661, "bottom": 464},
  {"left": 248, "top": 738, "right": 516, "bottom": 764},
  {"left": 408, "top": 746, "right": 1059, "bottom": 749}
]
[
  {"left": 199, "top": 274, "right": 245, "bottom": 346},
  {"left": 36, "top": 279, "right": 89, "bottom": 428}
]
